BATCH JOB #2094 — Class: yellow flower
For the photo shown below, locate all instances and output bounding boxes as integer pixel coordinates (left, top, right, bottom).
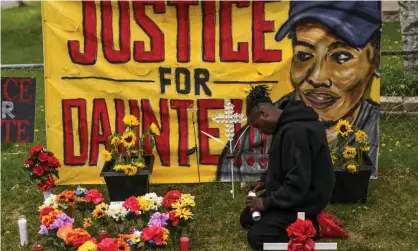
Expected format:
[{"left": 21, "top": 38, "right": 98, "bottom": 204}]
[
  {"left": 101, "top": 149, "right": 112, "bottom": 161},
  {"left": 347, "top": 163, "right": 358, "bottom": 174},
  {"left": 130, "top": 235, "right": 142, "bottom": 243},
  {"left": 77, "top": 240, "right": 98, "bottom": 251},
  {"left": 180, "top": 194, "right": 196, "bottom": 207},
  {"left": 171, "top": 201, "right": 184, "bottom": 210},
  {"left": 331, "top": 154, "right": 339, "bottom": 165},
  {"left": 114, "top": 164, "right": 125, "bottom": 172},
  {"left": 92, "top": 206, "right": 107, "bottom": 218},
  {"left": 175, "top": 207, "right": 193, "bottom": 220},
  {"left": 123, "top": 115, "right": 139, "bottom": 126},
  {"left": 360, "top": 145, "right": 370, "bottom": 152},
  {"left": 137, "top": 196, "right": 153, "bottom": 211},
  {"left": 136, "top": 162, "right": 145, "bottom": 169},
  {"left": 83, "top": 218, "right": 92, "bottom": 229},
  {"left": 124, "top": 165, "right": 137, "bottom": 176},
  {"left": 96, "top": 203, "right": 109, "bottom": 211},
  {"left": 110, "top": 136, "right": 121, "bottom": 146},
  {"left": 122, "top": 131, "right": 137, "bottom": 148},
  {"left": 343, "top": 146, "right": 356, "bottom": 159},
  {"left": 354, "top": 130, "right": 368, "bottom": 143},
  {"left": 162, "top": 228, "right": 170, "bottom": 244},
  {"left": 149, "top": 123, "right": 161, "bottom": 136},
  {"left": 336, "top": 120, "right": 353, "bottom": 137}
]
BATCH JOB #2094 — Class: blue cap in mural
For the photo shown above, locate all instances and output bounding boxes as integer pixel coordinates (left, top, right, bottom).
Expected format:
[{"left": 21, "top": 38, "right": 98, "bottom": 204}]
[{"left": 275, "top": 1, "right": 382, "bottom": 47}]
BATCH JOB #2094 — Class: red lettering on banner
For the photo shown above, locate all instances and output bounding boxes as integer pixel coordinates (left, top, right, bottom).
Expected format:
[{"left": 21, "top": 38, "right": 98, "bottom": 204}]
[
  {"left": 3, "top": 78, "right": 18, "bottom": 101},
  {"left": 101, "top": 1, "right": 131, "bottom": 63},
  {"left": 16, "top": 120, "right": 30, "bottom": 142},
  {"left": 202, "top": 1, "right": 216, "bottom": 62},
  {"left": 168, "top": 1, "right": 198, "bottom": 63},
  {"left": 62, "top": 99, "right": 88, "bottom": 165},
  {"left": 219, "top": 1, "right": 250, "bottom": 62},
  {"left": 170, "top": 99, "right": 193, "bottom": 166},
  {"left": 141, "top": 99, "right": 170, "bottom": 166},
  {"left": 89, "top": 99, "right": 112, "bottom": 166},
  {"left": 68, "top": 1, "right": 97, "bottom": 65},
  {"left": 2, "top": 78, "right": 33, "bottom": 102},
  {"left": 197, "top": 99, "right": 224, "bottom": 165},
  {"left": 1, "top": 120, "right": 14, "bottom": 142},
  {"left": 133, "top": 1, "right": 166, "bottom": 62},
  {"left": 252, "top": 2, "right": 282, "bottom": 62}
]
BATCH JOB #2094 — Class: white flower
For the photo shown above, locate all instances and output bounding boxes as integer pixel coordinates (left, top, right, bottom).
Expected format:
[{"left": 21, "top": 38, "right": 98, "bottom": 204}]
[
  {"left": 107, "top": 203, "right": 128, "bottom": 222},
  {"left": 39, "top": 194, "right": 58, "bottom": 210},
  {"left": 133, "top": 230, "right": 142, "bottom": 238},
  {"left": 144, "top": 193, "right": 163, "bottom": 211}
]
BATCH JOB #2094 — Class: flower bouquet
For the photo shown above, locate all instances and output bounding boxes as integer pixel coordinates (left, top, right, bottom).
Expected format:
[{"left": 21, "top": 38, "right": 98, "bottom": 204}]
[
  {"left": 24, "top": 144, "right": 61, "bottom": 199},
  {"left": 75, "top": 187, "right": 105, "bottom": 214},
  {"left": 100, "top": 115, "right": 159, "bottom": 201},
  {"left": 330, "top": 119, "right": 371, "bottom": 173},
  {"left": 329, "top": 119, "right": 374, "bottom": 203}
]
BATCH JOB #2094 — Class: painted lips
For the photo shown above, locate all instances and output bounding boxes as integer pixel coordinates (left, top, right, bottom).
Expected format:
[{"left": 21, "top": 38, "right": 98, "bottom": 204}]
[{"left": 303, "top": 91, "right": 340, "bottom": 109}]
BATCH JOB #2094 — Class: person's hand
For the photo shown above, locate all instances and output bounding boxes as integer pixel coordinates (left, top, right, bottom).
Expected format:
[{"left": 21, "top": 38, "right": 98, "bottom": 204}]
[
  {"left": 245, "top": 196, "right": 264, "bottom": 212},
  {"left": 245, "top": 181, "right": 264, "bottom": 193}
]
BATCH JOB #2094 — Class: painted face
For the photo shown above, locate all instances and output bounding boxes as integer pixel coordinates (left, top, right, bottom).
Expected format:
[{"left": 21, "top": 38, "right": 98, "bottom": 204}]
[{"left": 291, "top": 21, "right": 377, "bottom": 122}]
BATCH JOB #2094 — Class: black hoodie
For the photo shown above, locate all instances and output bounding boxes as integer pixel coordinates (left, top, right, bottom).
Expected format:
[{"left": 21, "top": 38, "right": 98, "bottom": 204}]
[{"left": 260, "top": 99, "right": 335, "bottom": 216}]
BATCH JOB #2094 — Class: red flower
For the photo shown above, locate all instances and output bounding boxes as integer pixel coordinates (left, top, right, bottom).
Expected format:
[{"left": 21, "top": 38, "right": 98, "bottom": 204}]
[
  {"left": 39, "top": 207, "right": 55, "bottom": 221},
  {"left": 32, "top": 164, "right": 45, "bottom": 176},
  {"left": 286, "top": 219, "right": 316, "bottom": 242},
  {"left": 41, "top": 163, "right": 50, "bottom": 172},
  {"left": 259, "top": 157, "right": 268, "bottom": 168},
  {"left": 30, "top": 144, "right": 44, "bottom": 157},
  {"left": 85, "top": 189, "right": 104, "bottom": 204},
  {"left": 167, "top": 211, "right": 180, "bottom": 226},
  {"left": 25, "top": 158, "right": 34, "bottom": 167},
  {"left": 246, "top": 156, "right": 255, "bottom": 166},
  {"left": 141, "top": 226, "right": 166, "bottom": 245},
  {"left": 38, "top": 151, "right": 49, "bottom": 163},
  {"left": 288, "top": 238, "right": 315, "bottom": 251},
  {"left": 123, "top": 196, "right": 140, "bottom": 214},
  {"left": 37, "top": 175, "right": 55, "bottom": 191},
  {"left": 162, "top": 190, "right": 181, "bottom": 208},
  {"left": 47, "top": 155, "right": 61, "bottom": 168},
  {"left": 72, "top": 236, "right": 96, "bottom": 247},
  {"left": 98, "top": 238, "right": 118, "bottom": 251}
]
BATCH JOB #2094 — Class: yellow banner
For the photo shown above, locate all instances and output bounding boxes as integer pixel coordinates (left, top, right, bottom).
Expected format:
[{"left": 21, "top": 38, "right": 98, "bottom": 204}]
[{"left": 42, "top": 1, "right": 380, "bottom": 184}]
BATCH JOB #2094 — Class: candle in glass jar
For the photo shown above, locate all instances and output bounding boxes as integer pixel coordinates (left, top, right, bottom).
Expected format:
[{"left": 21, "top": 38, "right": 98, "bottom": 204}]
[
  {"left": 180, "top": 234, "right": 189, "bottom": 251},
  {"left": 32, "top": 243, "right": 44, "bottom": 251},
  {"left": 18, "top": 215, "right": 28, "bottom": 246},
  {"left": 98, "top": 229, "right": 108, "bottom": 242}
]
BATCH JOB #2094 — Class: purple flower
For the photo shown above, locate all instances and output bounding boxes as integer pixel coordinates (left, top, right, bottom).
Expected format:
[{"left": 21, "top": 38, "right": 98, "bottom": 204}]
[
  {"left": 148, "top": 212, "right": 169, "bottom": 227},
  {"left": 49, "top": 213, "right": 74, "bottom": 230},
  {"left": 39, "top": 225, "right": 48, "bottom": 235}
]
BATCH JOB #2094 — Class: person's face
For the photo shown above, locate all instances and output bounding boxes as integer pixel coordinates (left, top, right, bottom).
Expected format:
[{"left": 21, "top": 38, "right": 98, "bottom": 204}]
[
  {"left": 248, "top": 106, "right": 276, "bottom": 135},
  {"left": 291, "top": 21, "right": 378, "bottom": 122}
]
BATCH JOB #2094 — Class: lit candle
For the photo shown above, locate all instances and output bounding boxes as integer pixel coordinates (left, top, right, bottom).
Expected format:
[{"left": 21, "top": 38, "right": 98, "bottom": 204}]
[
  {"left": 18, "top": 215, "right": 28, "bottom": 246},
  {"left": 179, "top": 234, "right": 189, "bottom": 251}
]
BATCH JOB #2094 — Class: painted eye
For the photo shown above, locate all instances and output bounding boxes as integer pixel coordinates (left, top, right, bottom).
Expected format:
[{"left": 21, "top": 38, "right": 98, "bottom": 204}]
[
  {"left": 295, "top": 51, "right": 313, "bottom": 61},
  {"left": 330, "top": 52, "right": 354, "bottom": 64}
]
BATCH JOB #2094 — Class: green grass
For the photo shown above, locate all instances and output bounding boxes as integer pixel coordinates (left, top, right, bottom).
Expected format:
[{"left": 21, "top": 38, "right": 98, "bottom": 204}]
[{"left": 2, "top": 4, "right": 418, "bottom": 251}]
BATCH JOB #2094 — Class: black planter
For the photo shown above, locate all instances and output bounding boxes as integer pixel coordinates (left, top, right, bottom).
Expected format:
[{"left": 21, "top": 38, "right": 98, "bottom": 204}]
[
  {"left": 100, "top": 155, "right": 154, "bottom": 202},
  {"left": 330, "top": 154, "right": 373, "bottom": 204}
]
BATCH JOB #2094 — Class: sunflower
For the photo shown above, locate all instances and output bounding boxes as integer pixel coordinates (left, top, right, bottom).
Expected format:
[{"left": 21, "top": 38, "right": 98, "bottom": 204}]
[
  {"left": 122, "top": 131, "right": 137, "bottom": 148},
  {"left": 331, "top": 153, "right": 339, "bottom": 166},
  {"left": 124, "top": 165, "right": 137, "bottom": 176},
  {"left": 149, "top": 123, "right": 161, "bottom": 136},
  {"left": 354, "top": 130, "right": 368, "bottom": 143},
  {"left": 360, "top": 145, "right": 370, "bottom": 152},
  {"left": 175, "top": 207, "right": 193, "bottom": 220},
  {"left": 346, "top": 163, "right": 358, "bottom": 173},
  {"left": 123, "top": 115, "right": 139, "bottom": 126},
  {"left": 113, "top": 164, "right": 125, "bottom": 172},
  {"left": 116, "top": 239, "right": 130, "bottom": 251},
  {"left": 110, "top": 136, "right": 121, "bottom": 146},
  {"left": 83, "top": 218, "right": 92, "bottom": 229},
  {"left": 92, "top": 208, "right": 106, "bottom": 218},
  {"left": 343, "top": 146, "right": 356, "bottom": 159},
  {"left": 336, "top": 120, "right": 353, "bottom": 137},
  {"left": 96, "top": 202, "right": 109, "bottom": 212},
  {"left": 136, "top": 161, "right": 145, "bottom": 169},
  {"left": 101, "top": 149, "right": 112, "bottom": 162}
]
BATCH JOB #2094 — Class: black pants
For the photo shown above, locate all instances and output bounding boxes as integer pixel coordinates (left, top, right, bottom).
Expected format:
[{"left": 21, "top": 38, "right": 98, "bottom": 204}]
[{"left": 240, "top": 207, "right": 320, "bottom": 250}]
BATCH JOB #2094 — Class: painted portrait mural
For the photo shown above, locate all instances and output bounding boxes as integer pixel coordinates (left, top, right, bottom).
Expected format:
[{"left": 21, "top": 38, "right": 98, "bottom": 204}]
[{"left": 217, "top": 1, "right": 381, "bottom": 181}]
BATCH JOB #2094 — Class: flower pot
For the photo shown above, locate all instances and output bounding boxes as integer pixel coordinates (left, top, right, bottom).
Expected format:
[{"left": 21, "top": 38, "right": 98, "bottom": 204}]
[
  {"left": 330, "top": 154, "right": 373, "bottom": 204},
  {"left": 100, "top": 155, "right": 154, "bottom": 202}
]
